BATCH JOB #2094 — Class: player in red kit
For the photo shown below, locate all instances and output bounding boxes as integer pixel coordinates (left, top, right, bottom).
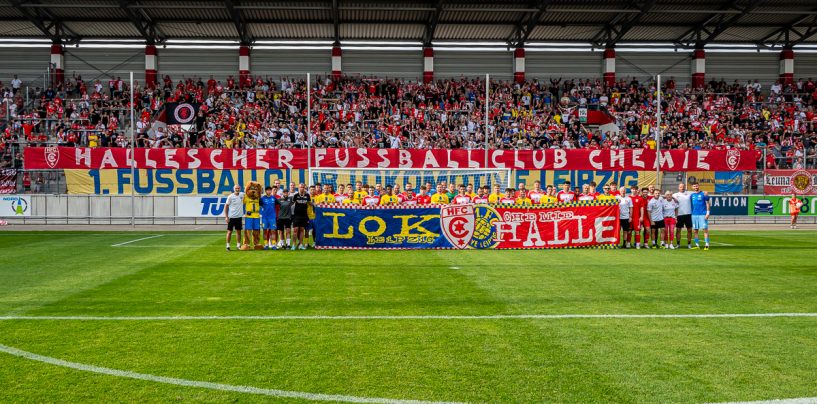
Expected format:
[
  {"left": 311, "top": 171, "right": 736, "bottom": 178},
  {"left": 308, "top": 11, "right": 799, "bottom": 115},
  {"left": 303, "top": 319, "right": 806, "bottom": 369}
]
[
  {"left": 472, "top": 186, "right": 490, "bottom": 204},
  {"left": 414, "top": 186, "right": 431, "bottom": 205},
  {"left": 629, "top": 185, "right": 648, "bottom": 249},
  {"left": 608, "top": 182, "right": 620, "bottom": 196},
  {"left": 578, "top": 184, "right": 596, "bottom": 201},
  {"left": 499, "top": 188, "right": 517, "bottom": 204},
  {"left": 640, "top": 187, "right": 653, "bottom": 247},
  {"left": 556, "top": 181, "right": 576, "bottom": 203},
  {"left": 400, "top": 183, "right": 417, "bottom": 205},
  {"left": 528, "top": 181, "right": 546, "bottom": 204},
  {"left": 453, "top": 184, "right": 473, "bottom": 204},
  {"left": 362, "top": 193, "right": 380, "bottom": 206}
]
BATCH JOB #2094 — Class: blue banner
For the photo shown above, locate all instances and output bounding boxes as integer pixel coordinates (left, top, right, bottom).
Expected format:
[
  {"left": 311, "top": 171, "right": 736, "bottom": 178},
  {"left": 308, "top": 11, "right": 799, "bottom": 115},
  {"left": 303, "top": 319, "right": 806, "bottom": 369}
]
[
  {"left": 709, "top": 196, "right": 749, "bottom": 215},
  {"left": 314, "top": 206, "right": 454, "bottom": 249},
  {"left": 715, "top": 172, "right": 744, "bottom": 193}
]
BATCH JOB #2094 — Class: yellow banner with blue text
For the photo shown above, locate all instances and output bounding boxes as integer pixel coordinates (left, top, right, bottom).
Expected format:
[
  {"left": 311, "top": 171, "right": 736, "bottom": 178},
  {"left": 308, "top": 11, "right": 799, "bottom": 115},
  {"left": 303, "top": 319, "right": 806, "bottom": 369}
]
[{"left": 64, "top": 169, "right": 660, "bottom": 195}]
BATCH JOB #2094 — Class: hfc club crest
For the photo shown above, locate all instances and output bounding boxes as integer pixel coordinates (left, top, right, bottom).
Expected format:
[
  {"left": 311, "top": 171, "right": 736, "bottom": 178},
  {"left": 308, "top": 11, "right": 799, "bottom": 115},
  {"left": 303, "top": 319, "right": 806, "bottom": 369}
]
[
  {"left": 440, "top": 204, "right": 475, "bottom": 249},
  {"left": 173, "top": 103, "right": 196, "bottom": 124},
  {"left": 44, "top": 146, "right": 59, "bottom": 168},
  {"left": 726, "top": 149, "right": 740, "bottom": 170}
]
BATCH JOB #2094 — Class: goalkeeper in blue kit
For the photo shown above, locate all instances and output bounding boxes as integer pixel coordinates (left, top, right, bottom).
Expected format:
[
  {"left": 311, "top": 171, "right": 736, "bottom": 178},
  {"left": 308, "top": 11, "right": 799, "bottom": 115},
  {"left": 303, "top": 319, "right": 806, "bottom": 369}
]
[{"left": 689, "top": 183, "right": 711, "bottom": 250}]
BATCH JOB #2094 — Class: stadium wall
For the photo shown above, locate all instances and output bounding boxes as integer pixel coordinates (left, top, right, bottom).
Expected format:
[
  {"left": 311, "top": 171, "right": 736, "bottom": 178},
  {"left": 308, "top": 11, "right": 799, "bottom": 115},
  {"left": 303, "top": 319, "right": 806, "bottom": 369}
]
[
  {"left": 3, "top": 194, "right": 815, "bottom": 225},
  {"left": 4, "top": 46, "right": 817, "bottom": 86}
]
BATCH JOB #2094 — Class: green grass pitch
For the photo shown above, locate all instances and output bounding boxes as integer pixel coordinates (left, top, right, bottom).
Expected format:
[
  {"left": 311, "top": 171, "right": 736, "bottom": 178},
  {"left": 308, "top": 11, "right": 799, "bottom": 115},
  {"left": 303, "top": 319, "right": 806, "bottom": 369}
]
[{"left": 0, "top": 230, "right": 816, "bottom": 403}]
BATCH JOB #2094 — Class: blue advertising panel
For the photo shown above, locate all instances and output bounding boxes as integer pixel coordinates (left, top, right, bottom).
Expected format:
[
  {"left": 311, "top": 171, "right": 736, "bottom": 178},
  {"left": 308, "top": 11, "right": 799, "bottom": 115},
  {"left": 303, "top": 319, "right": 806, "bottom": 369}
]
[{"left": 708, "top": 195, "right": 749, "bottom": 216}]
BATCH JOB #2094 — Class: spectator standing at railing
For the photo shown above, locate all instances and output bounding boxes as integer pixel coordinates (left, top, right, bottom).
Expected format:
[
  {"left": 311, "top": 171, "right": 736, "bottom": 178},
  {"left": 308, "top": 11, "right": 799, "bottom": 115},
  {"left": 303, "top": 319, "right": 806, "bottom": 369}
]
[{"left": 11, "top": 75, "right": 21, "bottom": 95}]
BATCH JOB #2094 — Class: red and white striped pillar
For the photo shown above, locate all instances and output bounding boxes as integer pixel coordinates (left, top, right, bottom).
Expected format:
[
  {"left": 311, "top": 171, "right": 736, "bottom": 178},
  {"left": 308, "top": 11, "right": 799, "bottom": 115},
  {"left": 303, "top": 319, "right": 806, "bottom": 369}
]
[
  {"left": 145, "top": 44, "right": 158, "bottom": 89},
  {"left": 602, "top": 47, "right": 616, "bottom": 87},
  {"left": 239, "top": 44, "right": 251, "bottom": 88},
  {"left": 50, "top": 43, "right": 64, "bottom": 86},
  {"left": 513, "top": 47, "right": 525, "bottom": 83},
  {"left": 691, "top": 48, "right": 706, "bottom": 89},
  {"left": 331, "top": 45, "right": 342, "bottom": 80},
  {"left": 423, "top": 47, "right": 434, "bottom": 84},
  {"left": 779, "top": 48, "right": 794, "bottom": 86}
]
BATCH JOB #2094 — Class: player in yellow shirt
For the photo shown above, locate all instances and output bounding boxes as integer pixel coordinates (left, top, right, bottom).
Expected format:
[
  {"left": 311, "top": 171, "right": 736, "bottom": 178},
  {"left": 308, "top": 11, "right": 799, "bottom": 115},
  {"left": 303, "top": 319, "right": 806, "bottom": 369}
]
[
  {"left": 596, "top": 184, "right": 617, "bottom": 202},
  {"left": 352, "top": 181, "right": 368, "bottom": 204},
  {"left": 540, "top": 185, "right": 558, "bottom": 205},
  {"left": 313, "top": 184, "right": 337, "bottom": 205},
  {"left": 515, "top": 189, "right": 533, "bottom": 206},
  {"left": 430, "top": 184, "right": 450, "bottom": 204},
  {"left": 379, "top": 186, "right": 399, "bottom": 205},
  {"left": 465, "top": 184, "right": 477, "bottom": 198},
  {"left": 487, "top": 184, "right": 503, "bottom": 204}
]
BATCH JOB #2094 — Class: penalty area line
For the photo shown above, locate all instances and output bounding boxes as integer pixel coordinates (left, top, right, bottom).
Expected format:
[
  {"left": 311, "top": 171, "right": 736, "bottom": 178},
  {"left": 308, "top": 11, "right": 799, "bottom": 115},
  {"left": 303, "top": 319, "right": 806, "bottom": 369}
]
[
  {"left": 1, "top": 313, "right": 816, "bottom": 321},
  {"left": 0, "top": 343, "right": 461, "bottom": 404}
]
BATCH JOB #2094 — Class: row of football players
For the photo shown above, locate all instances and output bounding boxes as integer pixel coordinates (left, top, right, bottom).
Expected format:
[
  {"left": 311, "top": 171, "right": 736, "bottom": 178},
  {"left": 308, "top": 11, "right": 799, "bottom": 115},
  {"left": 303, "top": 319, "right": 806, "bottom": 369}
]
[
  {"left": 308, "top": 180, "right": 617, "bottom": 206},
  {"left": 616, "top": 183, "right": 712, "bottom": 250}
]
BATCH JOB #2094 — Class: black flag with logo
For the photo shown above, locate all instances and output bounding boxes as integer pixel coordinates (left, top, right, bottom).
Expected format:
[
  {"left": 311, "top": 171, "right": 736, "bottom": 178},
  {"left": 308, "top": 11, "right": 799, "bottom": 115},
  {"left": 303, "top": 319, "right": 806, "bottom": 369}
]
[{"left": 166, "top": 102, "right": 199, "bottom": 125}]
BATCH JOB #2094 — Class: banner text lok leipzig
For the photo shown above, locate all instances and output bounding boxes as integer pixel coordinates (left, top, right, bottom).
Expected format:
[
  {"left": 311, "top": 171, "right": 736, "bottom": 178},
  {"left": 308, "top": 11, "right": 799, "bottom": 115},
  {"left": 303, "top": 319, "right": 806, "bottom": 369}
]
[
  {"left": 313, "top": 202, "right": 620, "bottom": 250},
  {"left": 26, "top": 147, "right": 754, "bottom": 172}
]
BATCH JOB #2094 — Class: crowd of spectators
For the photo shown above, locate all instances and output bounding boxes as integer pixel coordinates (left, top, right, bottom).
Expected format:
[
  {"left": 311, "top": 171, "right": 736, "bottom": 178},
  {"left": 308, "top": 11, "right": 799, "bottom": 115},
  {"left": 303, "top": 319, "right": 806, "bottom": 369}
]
[{"left": 3, "top": 71, "right": 817, "bottom": 169}]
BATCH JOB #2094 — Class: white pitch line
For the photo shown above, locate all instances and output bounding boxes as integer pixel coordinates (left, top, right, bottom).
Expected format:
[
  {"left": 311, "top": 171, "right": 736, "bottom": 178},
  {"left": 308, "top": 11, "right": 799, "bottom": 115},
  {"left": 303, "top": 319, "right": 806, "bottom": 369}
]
[
  {"left": 111, "top": 245, "right": 214, "bottom": 248},
  {"left": 1, "top": 313, "right": 816, "bottom": 321},
  {"left": 709, "top": 398, "right": 817, "bottom": 404},
  {"left": 110, "top": 235, "right": 163, "bottom": 247},
  {"left": 0, "top": 343, "right": 461, "bottom": 404},
  {"left": 710, "top": 242, "right": 736, "bottom": 246}
]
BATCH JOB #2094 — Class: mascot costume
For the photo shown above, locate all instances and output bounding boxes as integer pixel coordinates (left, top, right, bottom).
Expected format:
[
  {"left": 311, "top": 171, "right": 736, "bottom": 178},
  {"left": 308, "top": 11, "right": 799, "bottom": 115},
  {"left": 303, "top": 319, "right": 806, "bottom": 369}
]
[{"left": 240, "top": 181, "right": 264, "bottom": 250}]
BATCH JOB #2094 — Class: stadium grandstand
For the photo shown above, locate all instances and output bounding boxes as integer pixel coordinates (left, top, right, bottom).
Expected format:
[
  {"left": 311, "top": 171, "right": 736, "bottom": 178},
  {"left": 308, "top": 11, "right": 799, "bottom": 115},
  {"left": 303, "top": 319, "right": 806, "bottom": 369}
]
[
  {"left": 3, "top": 1, "right": 817, "bottom": 175},
  {"left": 3, "top": 2, "right": 817, "bottom": 403}
]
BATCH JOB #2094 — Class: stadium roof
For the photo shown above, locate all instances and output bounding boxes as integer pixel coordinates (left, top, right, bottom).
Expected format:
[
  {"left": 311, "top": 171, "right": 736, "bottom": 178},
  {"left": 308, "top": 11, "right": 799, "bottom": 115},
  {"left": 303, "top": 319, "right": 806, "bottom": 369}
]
[{"left": 2, "top": 0, "right": 817, "bottom": 49}]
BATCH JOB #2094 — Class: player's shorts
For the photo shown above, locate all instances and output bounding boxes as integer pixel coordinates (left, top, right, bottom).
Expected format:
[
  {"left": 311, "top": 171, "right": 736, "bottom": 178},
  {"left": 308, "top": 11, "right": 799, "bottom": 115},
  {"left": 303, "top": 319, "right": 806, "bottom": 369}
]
[
  {"left": 692, "top": 215, "right": 708, "bottom": 230},
  {"left": 619, "top": 219, "right": 631, "bottom": 231},
  {"left": 276, "top": 218, "right": 292, "bottom": 229},
  {"left": 664, "top": 217, "right": 677, "bottom": 228},
  {"left": 790, "top": 212, "right": 800, "bottom": 217},
  {"left": 307, "top": 220, "right": 314, "bottom": 231},
  {"left": 677, "top": 214, "right": 692, "bottom": 229},
  {"left": 244, "top": 217, "right": 260, "bottom": 230},
  {"left": 292, "top": 216, "right": 309, "bottom": 228},
  {"left": 630, "top": 217, "right": 641, "bottom": 231},
  {"left": 227, "top": 217, "right": 243, "bottom": 231},
  {"left": 651, "top": 220, "right": 665, "bottom": 229},
  {"left": 262, "top": 216, "right": 277, "bottom": 230},
  {"left": 643, "top": 217, "right": 651, "bottom": 229}
]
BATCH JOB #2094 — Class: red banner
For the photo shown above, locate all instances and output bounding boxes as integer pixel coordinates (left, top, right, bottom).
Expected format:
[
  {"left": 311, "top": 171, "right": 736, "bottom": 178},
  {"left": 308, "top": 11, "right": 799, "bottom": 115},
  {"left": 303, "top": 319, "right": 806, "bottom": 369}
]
[
  {"left": 491, "top": 202, "right": 620, "bottom": 249},
  {"left": 0, "top": 169, "right": 16, "bottom": 194},
  {"left": 24, "top": 147, "right": 755, "bottom": 172},
  {"left": 763, "top": 170, "right": 817, "bottom": 195}
]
